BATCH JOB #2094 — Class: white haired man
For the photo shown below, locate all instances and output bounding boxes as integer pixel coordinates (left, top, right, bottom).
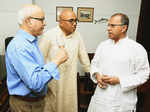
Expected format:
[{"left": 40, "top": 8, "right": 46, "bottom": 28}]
[{"left": 5, "top": 4, "right": 68, "bottom": 112}]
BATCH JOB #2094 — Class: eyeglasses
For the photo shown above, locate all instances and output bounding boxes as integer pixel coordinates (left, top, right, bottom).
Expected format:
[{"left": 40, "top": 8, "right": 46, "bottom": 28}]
[
  {"left": 61, "top": 18, "right": 78, "bottom": 24},
  {"left": 108, "top": 23, "right": 125, "bottom": 27},
  {"left": 30, "top": 17, "right": 45, "bottom": 23}
]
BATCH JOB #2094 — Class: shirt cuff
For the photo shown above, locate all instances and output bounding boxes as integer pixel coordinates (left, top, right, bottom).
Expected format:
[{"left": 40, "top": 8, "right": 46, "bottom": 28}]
[
  {"left": 44, "top": 62, "right": 60, "bottom": 80},
  {"left": 90, "top": 72, "right": 98, "bottom": 83},
  {"left": 119, "top": 76, "right": 132, "bottom": 92}
]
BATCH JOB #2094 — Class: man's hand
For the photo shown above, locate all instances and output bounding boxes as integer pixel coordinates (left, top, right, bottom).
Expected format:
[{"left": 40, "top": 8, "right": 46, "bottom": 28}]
[
  {"left": 52, "top": 48, "right": 68, "bottom": 66},
  {"left": 94, "top": 73, "right": 107, "bottom": 89},
  {"left": 102, "top": 75, "right": 120, "bottom": 85}
]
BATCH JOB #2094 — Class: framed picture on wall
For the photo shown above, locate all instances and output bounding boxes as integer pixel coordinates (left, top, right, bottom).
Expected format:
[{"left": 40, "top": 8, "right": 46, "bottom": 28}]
[
  {"left": 56, "top": 6, "right": 73, "bottom": 21},
  {"left": 77, "top": 7, "right": 94, "bottom": 22}
]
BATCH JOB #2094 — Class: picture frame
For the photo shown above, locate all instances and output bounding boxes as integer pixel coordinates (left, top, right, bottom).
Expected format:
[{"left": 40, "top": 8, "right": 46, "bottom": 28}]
[
  {"left": 56, "top": 6, "right": 73, "bottom": 21},
  {"left": 77, "top": 7, "right": 94, "bottom": 22}
]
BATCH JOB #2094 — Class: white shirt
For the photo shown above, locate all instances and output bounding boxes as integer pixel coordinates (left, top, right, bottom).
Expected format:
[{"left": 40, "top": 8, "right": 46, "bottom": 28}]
[{"left": 88, "top": 36, "right": 149, "bottom": 112}]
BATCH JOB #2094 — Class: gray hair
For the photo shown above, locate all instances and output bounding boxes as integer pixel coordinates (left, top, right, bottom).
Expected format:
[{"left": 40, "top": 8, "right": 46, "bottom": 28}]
[{"left": 17, "top": 5, "right": 38, "bottom": 25}]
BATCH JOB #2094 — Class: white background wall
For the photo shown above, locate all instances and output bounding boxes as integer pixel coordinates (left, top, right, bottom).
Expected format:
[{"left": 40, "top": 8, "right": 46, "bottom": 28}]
[
  {"left": 35, "top": 0, "right": 141, "bottom": 53},
  {"left": 0, "top": 0, "right": 32, "bottom": 55},
  {"left": 0, "top": 0, "right": 141, "bottom": 55},
  {"left": 0, "top": 0, "right": 141, "bottom": 76}
]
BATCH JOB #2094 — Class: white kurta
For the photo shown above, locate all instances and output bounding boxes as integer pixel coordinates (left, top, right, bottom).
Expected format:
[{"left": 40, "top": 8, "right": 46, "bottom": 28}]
[
  {"left": 38, "top": 26, "right": 90, "bottom": 112},
  {"left": 88, "top": 37, "right": 149, "bottom": 112}
]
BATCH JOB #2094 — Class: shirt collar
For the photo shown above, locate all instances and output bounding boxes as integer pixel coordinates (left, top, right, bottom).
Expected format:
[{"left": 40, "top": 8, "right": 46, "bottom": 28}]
[
  {"left": 17, "top": 29, "right": 37, "bottom": 42},
  {"left": 111, "top": 36, "right": 128, "bottom": 44}
]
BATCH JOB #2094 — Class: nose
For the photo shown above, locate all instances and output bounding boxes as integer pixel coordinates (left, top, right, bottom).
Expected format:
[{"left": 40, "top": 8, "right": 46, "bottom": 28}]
[
  {"left": 73, "top": 21, "right": 77, "bottom": 26},
  {"left": 107, "top": 25, "right": 111, "bottom": 31}
]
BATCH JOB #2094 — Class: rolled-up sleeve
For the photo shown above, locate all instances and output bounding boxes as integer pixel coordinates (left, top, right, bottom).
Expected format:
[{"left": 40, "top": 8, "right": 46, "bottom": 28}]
[
  {"left": 9, "top": 48, "right": 60, "bottom": 93},
  {"left": 44, "top": 62, "right": 60, "bottom": 80}
]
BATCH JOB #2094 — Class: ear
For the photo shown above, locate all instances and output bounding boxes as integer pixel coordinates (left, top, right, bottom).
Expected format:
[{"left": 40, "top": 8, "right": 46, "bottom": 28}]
[
  {"left": 122, "top": 25, "right": 127, "bottom": 32},
  {"left": 59, "top": 20, "right": 64, "bottom": 27},
  {"left": 25, "top": 18, "right": 32, "bottom": 26}
]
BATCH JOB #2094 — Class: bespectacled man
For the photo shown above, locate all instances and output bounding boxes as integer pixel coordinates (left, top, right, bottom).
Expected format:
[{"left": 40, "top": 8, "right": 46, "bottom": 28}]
[
  {"left": 87, "top": 13, "right": 149, "bottom": 112},
  {"left": 5, "top": 4, "right": 68, "bottom": 112},
  {"left": 38, "top": 10, "right": 90, "bottom": 112}
]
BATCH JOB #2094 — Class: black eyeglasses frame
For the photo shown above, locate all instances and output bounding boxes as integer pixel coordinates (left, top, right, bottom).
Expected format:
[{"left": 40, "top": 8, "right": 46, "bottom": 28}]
[
  {"left": 108, "top": 23, "right": 125, "bottom": 27},
  {"left": 60, "top": 18, "right": 78, "bottom": 24},
  {"left": 30, "top": 17, "right": 45, "bottom": 23}
]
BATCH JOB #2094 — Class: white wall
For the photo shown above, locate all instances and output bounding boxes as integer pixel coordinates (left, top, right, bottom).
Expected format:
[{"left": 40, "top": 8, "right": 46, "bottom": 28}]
[
  {"left": 0, "top": 0, "right": 32, "bottom": 79},
  {"left": 35, "top": 0, "right": 141, "bottom": 75},
  {"left": 0, "top": 0, "right": 141, "bottom": 54},
  {"left": 0, "top": 0, "right": 141, "bottom": 76},
  {"left": 35, "top": 0, "right": 141, "bottom": 53},
  {"left": 0, "top": 0, "right": 32, "bottom": 55}
]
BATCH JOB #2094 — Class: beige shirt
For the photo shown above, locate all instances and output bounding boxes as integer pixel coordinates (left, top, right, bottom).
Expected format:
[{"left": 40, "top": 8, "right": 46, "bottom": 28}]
[{"left": 38, "top": 26, "right": 90, "bottom": 112}]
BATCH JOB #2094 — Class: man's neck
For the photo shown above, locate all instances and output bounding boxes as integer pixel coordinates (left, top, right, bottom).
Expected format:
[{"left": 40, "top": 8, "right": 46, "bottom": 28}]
[
  {"left": 114, "top": 33, "right": 127, "bottom": 43},
  {"left": 20, "top": 25, "right": 35, "bottom": 37}
]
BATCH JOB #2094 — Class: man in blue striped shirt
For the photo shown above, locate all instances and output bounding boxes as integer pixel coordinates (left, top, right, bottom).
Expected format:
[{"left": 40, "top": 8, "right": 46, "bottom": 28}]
[{"left": 5, "top": 4, "right": 68, "bottom": 112}]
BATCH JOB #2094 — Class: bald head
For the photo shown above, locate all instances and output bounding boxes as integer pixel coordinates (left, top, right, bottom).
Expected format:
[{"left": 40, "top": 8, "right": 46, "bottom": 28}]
[
  {"left": 18, "top": 4, "right": 44, "bottom": 25},
  {"left": 59, "top": 10, "right": 76, "bottom": 20},
  {"left": 59, "top": 10, "right": 77, "bottom": 36}
]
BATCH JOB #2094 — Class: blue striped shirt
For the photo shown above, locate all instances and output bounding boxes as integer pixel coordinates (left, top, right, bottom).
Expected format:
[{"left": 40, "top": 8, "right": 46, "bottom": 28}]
[{"left": 5, "top": 29, "right": 59, "bottom": 97}]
